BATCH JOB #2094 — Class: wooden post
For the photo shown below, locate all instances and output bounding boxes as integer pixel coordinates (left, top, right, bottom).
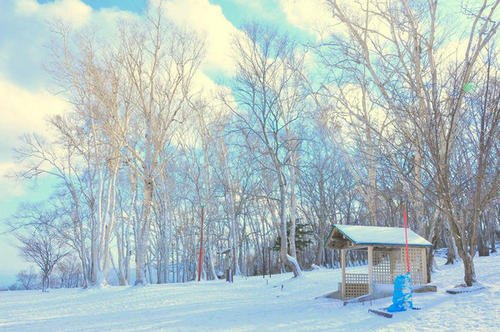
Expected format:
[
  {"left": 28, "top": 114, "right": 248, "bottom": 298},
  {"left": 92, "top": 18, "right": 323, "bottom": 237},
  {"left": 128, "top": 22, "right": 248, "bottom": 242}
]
[
  {"left": 341, "top": 249, "right": 346, "bottom": 299},
  {"left": 422, "top": 247, "right": 428, "bottom": 283},
  {"left": 368, "top": 246, "right": 374, "bottom": 295},
  {"left": 389, "top": 249, "right": 396, "bottom": 282}
]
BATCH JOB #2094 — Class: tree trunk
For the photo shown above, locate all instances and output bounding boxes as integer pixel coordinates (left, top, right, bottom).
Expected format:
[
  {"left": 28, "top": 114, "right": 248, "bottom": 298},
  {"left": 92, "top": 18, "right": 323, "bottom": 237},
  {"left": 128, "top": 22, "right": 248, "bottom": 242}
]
[
  {"left": 449, "top": 216, "right": 477, "bottom": 286},
  {"left": 365, "top": 115, "right": 377, "bottom": 226},
  {"left": 315, "top": 238, "right": 325, "bottom": 266},
  {"left": 206, "top": 229, "right": 218, "bottom": 280},
  {"left": 135, "top": 240, "right": 146, "bottom": 285},
  {"left": 315, "top": 171, "right": 327, "bottom": 266},
  {"left": 278, "top": 172, "right": 302, "bottom": 277},
  {"left": 462, "top": 253, "right": 476, "bottom": 286},
  {"left": 477, "top": 215, "right": 489, "bottom": 256},
  {"left": 288, "top": 150, "right": 298, "bottom": 259},
  {"left": 135, "top": 174, "right": 154, "bottom": 285},
  {"left": 116, "top": 220, "right": 129, "bottom": 285},
  {"left": 444, "top": 220, "right": 458, "bottom": 265},
  {"left": 425, "top": 208, "right": 442, "bottom": 282},
  {"left": 489, "top": 212, "right": 497, "bottom": 253},
  {"left": 98, "top": 161, "right": 119, "bottom": 285},
  {"left": 232, "top": 216, "right": 241, "bottom": 276},
  {"left": 445, "top": 239, "right": 457, "bottom": 265}
]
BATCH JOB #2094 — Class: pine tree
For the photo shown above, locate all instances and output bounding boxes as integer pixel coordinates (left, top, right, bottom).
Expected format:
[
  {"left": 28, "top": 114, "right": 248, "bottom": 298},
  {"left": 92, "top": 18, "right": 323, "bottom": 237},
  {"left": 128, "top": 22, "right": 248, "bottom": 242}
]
[{"left": 274, "top": 219, "right": 313, "bottom": 253}]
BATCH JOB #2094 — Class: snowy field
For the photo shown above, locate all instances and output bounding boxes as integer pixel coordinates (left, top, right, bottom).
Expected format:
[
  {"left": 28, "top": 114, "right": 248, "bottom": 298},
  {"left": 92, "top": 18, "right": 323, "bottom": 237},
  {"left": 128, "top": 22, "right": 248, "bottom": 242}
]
[{"left": 1, "top": 254, "right": 499, "bottom": 332}]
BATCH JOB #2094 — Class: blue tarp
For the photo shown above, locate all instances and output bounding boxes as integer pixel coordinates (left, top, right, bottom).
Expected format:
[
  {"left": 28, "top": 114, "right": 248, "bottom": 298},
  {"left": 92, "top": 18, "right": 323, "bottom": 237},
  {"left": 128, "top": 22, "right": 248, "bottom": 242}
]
[{"left": 387, "top": 272, "right": 413, "bottom": 312}]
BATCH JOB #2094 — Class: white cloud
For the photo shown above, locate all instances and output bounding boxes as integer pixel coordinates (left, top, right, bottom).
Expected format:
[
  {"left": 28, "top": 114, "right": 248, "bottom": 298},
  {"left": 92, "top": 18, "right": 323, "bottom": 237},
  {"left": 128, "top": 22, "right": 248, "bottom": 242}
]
[
  {"left": 14, "top": 0, "right": 39, "bottom": 14},
  {"left": 158, "top": 0, "right": 243, "bottom": 75},
  {"left": 0, "top": 0, "right": 138, "bottom": 90},
  {"left": 149, "top": 0, "right": 240, "bottom": 137},
  {"left": 280, "top": 0, "right": 398, "bottom": 41},
  {"left": 15, "top": 0, "right": 93, "bottom": 28},
  {"left": 0, "top": 77, "right": 69, "bottom": 161},
  {"left": 280, "top": 0, "right": 336, "bottom": 39}
]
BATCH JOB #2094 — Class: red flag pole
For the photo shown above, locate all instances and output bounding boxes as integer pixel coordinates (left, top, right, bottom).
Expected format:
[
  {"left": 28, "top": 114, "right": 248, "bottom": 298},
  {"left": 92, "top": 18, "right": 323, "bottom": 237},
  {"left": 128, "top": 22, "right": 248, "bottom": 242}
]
[
  {"left": 197, "top": 206, "right": 204, "bottom": 282},
  {"left": 403, "top": 204, "right": 411, "bottom": 273}
]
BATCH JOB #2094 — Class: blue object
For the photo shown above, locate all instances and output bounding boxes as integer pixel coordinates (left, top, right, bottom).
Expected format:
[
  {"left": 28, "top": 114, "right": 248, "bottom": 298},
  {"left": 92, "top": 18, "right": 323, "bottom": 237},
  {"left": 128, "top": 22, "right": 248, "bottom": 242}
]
[{"left": 387, "top": 272, "right": 413, "bottom": 312}]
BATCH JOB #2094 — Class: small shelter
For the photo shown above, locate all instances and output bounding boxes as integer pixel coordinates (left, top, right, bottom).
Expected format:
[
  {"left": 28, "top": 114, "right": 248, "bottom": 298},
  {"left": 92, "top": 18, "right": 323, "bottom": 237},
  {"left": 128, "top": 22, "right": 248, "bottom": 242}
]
[{"left": 326, "top": 224, "right": 432, "bottom": 300}]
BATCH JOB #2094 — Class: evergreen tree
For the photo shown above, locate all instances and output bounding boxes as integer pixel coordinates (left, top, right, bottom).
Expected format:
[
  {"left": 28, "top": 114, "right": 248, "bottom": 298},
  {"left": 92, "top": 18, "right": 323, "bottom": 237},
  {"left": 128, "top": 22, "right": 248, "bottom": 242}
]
[{"left": 274, "top": 219, "right": 313, "bottom": 253}]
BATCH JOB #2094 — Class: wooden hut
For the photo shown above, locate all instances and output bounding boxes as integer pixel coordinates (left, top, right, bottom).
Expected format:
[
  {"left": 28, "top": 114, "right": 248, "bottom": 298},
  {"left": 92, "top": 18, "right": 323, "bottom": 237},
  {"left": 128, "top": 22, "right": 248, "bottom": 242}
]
[{"left": 326, "top": 224, "right": 432, "bottom": 300}]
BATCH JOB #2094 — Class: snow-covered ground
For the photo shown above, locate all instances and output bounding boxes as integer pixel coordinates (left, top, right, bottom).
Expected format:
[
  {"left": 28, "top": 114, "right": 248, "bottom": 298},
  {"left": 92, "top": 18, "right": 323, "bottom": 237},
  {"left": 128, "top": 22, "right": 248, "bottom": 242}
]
[{"left": 1, "top": 253, "right": 499, "bottom": 332}]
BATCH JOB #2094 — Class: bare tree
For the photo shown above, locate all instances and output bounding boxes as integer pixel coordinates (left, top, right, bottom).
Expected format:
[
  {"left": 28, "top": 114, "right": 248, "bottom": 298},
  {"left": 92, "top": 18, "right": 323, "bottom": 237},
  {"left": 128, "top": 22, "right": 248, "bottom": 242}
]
[
  {"left": 323, "top": 0, "right": 498, "bottom": 285},
  {"left": 224, "top": 24, "right": 308, "bottom": 277},
  {"left": 17, "top": 224, "right": 68, "bottom": 292},
  {"left": 115, "top": 7, "right": 204, "bottom": 285},
  {"left": 16, "top": 267, "right": 39, "bottom": 290},
  {"left": 54, "top": 255, "right": 82, "bottom": 288}
]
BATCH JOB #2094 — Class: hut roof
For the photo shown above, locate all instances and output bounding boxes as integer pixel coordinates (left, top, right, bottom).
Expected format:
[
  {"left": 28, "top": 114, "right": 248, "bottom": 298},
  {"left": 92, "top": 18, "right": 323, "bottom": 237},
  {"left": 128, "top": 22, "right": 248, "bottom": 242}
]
[{"left": 327, "top": 224, "right": 432, "bottom": 249}]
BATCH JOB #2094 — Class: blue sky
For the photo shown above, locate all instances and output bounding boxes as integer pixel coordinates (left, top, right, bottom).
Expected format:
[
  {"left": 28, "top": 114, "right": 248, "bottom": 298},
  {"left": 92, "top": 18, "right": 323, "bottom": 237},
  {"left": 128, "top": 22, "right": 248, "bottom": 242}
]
[{"left": 0, "top": 0, "right": 478, "bottom": 286}]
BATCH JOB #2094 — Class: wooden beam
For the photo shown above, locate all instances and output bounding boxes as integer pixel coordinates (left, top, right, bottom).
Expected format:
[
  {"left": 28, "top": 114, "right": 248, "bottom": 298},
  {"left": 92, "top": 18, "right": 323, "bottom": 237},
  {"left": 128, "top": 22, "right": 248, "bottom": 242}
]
[
  {"left": 341, "top": 249, "right": 346, "bottom": 299},
  {"left": 367, "top": 246, "right": 374, "bottom": 294},
  {"left": 369, "top": 309, "right": 393, "bottom": 318},
  {"left": 389, "top": 249, "right": 396, "bottom": 282}
]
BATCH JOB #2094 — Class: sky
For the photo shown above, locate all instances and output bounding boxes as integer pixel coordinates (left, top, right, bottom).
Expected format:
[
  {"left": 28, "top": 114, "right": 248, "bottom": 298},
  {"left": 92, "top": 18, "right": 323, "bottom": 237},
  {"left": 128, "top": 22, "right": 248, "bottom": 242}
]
[{"left": 0, "top": 0, "right": 479, "bottom": 287}]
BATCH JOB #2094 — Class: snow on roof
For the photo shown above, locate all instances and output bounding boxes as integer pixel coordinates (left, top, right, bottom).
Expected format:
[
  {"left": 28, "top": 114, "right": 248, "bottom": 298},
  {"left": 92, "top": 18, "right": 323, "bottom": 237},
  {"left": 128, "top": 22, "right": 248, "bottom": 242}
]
[{"left": 330, "top": 224, "right": 432, "bottom": 247}]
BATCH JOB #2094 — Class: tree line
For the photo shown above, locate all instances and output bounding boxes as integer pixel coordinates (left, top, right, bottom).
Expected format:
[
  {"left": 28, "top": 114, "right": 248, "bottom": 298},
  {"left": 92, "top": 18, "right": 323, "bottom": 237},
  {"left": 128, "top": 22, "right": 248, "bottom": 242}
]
[{"left": 9, "top": 0, "right": 498, "bottom": 289}]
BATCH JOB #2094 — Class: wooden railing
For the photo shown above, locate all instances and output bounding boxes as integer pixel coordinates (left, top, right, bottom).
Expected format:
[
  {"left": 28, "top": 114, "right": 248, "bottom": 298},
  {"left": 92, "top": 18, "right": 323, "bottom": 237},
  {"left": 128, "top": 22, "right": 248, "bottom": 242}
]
[
  {"left": 345, "top": 273, "right": 369, "bottom": 283},
  {"left": 343, "top": 273, "right": 369, "bottom": 299}
]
